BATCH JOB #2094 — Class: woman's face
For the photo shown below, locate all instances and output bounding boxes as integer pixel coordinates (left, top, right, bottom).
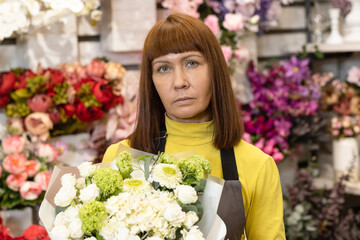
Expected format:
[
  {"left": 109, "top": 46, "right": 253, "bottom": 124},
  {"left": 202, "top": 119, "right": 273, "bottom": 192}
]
[{"left": 152, "top": 51, "right": 212, "bottom": 123}]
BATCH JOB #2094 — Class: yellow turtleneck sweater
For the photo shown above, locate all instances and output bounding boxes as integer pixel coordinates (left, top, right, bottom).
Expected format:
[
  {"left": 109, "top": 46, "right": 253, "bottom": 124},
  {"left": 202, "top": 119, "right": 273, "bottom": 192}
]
[{"left": 102, "top": 116, "right": 285, "bottom": 240}]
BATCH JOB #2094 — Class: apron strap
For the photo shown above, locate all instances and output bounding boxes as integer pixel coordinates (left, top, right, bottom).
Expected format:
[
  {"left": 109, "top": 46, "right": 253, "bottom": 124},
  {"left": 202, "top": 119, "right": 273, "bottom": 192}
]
[{"left": 156, "top": 123, "right": 246, "bottom": 240}]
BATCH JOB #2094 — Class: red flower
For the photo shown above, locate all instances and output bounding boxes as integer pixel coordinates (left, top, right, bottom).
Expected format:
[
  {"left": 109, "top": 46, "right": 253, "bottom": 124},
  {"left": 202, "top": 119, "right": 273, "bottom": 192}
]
[
  {"left": 74, "top": 78, "right": 95, "bottom": 91},
  {"left": 15, "top": 70, "right": 36, "bottom": 89},
  {"left": 43, "top": 68, "right": 64, "bottom": 85},
  {"left": 64, "top": 104, "right": 76, "bottom": 117},
  {"left": 105, "top": 95, "right": 124, "bottom": 110},
  {"left": 85, "top": 59, "right": 106, "bottom": 79},
  {"left": 27, "top": 94, "right": 52, "bottom": 112},
  {"left": 0, "top": 95, "right": 10, "bottom": 108},
  {"left": 49, "top": 107, "right": 61, "bottom": 124},
  {"left": 92, "top": 82, "right": 114, "bottom": 106},
  {"left": 0, "top": 217, "right": 12, "bottom": 240},
  {"left": 76, "top": 102, "right": 103, "bottom": 122},
  {"left": 23, "top": 224, "right": 50, "bottom": 240},
  {"left": 0, "top": 72, "right": 16, "bottom": 95}
]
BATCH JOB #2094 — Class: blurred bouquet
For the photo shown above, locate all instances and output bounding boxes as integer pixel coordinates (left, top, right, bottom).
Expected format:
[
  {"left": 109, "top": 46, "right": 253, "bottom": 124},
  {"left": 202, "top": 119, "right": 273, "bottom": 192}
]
[
  {"left": 284, "top": 168, "right": 360, "bottom": 239},
  {"left": 0, "top": 217, "right": 50, "bottom": 240},
  {"left": 0, "top": 128, "right": 57, "bottom": 209},
  {"left": 0, "top": 0, "right": 102, "bottom": 41},
  {"left": 0, "top": 59, "right": 126, "bottom": 141},
  {"left": 330, "top": 115, "right": 360, "bottom": 139},
  {"left": 47, "top": 151, "right": 212, "bottom": 239},
  {"left": 243, "top": 55, "right": 323, "bottom": 162}
]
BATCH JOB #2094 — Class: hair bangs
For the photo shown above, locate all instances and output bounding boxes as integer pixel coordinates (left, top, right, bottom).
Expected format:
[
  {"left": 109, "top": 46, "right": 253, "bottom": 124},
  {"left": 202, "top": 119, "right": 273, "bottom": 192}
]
[{"left": 144, "top": 19, "right": 206, "bottom": 65}]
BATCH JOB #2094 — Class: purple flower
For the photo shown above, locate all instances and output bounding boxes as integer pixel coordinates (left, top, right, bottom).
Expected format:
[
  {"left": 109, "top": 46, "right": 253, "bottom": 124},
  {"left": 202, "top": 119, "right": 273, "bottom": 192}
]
[
  {"left": 54, "top": 140, "right": 68, "bottom": 158},
  {"left": 274, "top": 118, "right": 292, "bottom": 137},
  {"left": 283, "top": 55, "right": 310, "bottom": 83}
]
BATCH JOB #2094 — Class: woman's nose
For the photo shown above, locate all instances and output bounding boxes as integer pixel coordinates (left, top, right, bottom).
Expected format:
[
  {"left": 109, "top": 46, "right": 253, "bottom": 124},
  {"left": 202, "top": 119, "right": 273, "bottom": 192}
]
[{"left": 173, "top": 67, "right": 190, "bottom": 89}]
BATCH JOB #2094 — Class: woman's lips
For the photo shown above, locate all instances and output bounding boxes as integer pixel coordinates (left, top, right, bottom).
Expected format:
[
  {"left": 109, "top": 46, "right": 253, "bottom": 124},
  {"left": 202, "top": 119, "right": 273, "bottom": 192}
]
[{"left": 174, "top": 97, "right": 194, "bottom": 105}]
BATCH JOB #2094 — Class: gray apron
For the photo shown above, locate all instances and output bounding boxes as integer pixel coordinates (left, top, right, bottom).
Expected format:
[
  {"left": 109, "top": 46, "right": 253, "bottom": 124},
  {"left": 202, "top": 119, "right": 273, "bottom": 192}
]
[{"left": 157, "top": 126, "right": 246, "bottom": 240}]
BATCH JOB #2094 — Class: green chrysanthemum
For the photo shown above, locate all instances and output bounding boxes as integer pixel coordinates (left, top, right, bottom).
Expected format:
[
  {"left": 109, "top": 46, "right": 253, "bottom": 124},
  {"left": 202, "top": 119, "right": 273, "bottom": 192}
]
[
  {"left": 92, "top": 168, "right": 123, "bottom": 196},
  {"left": 116, "top": 151, "right": 134, "bottom": 179},
  {"left": 122, "top": 178, "right": 152, "bottom": 193},
  {"left": 151, "top": 163, "right": 182, "bottom": 189},
  {"left": 79, "top": 200, "right": 108, "bottom": 233},
  {"left": 178, "top": 155, "right": 212, "bottom": 181},
  {"left": 158, "top": 153, "right": 177, "bottom": 165}
]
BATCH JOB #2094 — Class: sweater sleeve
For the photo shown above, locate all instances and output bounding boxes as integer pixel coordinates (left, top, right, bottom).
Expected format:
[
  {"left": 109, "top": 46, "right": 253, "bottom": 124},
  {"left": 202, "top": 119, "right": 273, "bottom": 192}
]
[{"left": 245, "top": 157, "right": 285, "bottom": 239}]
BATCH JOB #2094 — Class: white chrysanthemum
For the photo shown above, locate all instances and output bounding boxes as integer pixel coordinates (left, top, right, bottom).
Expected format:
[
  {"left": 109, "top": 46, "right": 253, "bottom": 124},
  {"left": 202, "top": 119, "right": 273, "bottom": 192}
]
[
  {"left": 122, "top": 178, "right": 152, "bottom": 193},
  {"left": 151, "top": 163, "right": 182, "bottom": 189}
]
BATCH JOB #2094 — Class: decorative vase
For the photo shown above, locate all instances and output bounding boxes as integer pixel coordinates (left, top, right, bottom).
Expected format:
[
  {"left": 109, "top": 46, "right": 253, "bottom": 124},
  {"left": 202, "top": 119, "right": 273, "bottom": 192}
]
[
  {"left": 332, "top": 137, "right": 359, "bottom": 182},
  {"left": 326, "top": 8, "right": 343, "bottom": 44},
  {"left": 0, "top": 207, "right": 33, "bottom": 237},
  {"left": 343, "top": 0, "right": 360, "bottom": 42}
]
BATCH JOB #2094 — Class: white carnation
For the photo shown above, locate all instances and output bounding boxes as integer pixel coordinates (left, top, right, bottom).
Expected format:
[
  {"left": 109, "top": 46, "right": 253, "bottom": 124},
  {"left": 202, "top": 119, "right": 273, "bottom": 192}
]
[
  {"left": 50, "top": 225, "right": 70, "bottom": 239},
  {"left": 79, "top": 184, "right": 100, "bottom": 203},
  {"left": 77, "top": 161, "right": 97, "bottom": 178},
  {"left": 163, "top": 203, "right": 185, "bottom": 224},
  {"left": 175, "top": 185, "right": 198, "bottom": 204},
  {"left": 61, "top": 173, "right": 77, "bottom": 187},
  {"left": 184, "top": 211, "right": 199, "bottom": 229},
  {"left": 54, "top": 185, "right": 76, "bottom": 207}
]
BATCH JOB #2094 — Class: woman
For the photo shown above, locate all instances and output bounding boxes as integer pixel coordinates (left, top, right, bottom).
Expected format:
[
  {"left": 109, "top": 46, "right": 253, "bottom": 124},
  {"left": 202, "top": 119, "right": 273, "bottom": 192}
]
[{"left": 103, "top": 13, "right": 285, "bottom": 240}]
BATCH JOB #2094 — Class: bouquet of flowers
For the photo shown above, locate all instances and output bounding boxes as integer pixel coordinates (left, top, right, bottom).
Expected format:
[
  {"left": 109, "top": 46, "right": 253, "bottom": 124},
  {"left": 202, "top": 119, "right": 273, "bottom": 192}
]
[
  {"left": 0, "top": 0, "right": 102, "bottom": 41},
  {"left": 243, "top": 55, "right": 323, "bottom": 162},
  {"left": 39, "top": 147, "right": 225, "bottom": 240},
  {"left": 0, "top": 59, "right": 126, "bottom": 141},
  {"left": 0, "top": 130, "right": 56, "bottom": 209},
  {"left": 330, "top": 115, "right": 360, "bottom": 139}
]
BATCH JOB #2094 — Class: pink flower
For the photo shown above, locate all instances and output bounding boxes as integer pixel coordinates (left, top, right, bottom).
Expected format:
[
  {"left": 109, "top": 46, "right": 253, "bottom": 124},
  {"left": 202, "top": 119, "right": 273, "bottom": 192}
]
[
  {"left": 3, "top": 153, "right": 27, "bottom": 174},
  {"left": 255, "top": 138, "right": 265, "bottom": 149},
  {"left": 2, "top": 136, "right": 25, "bottom": 154},
  {"left": 37, "top": 143, "right": 58, "bottom": 162},
  {"left": 24, "top": 112, "right": 53, "bottom": 141},
  {"left": 347, "top": 66, "right": 360, "bottom": 86},
  {"left": 332, "top": 129, "right": 340, "bottom": 136},
  {"left": 27, "top": 94, "right": 52, "bottom": 112},
  {"left": 344, "top": 128, "right": 353, "bottom": 136},
  {"left": 0, "top": 165, "right": 2, "bottom": 178},
  {"left": 273, "top": 151, "right": 284, "bottom": 163},
  {"left": 223, "top": 13, "right": 244, "bottom": 31},
  {"left": 7, "top": 117, "right": 24, "bottom": 136},
  {"left": 85, "top": 59, "right": 106, "bottom": 79},
  {"left": 34, "top": 171, "right": 51, "bottom": 190},
  {"left": 242, "top": 132, "right": 252, "bottom": 143},
  {"left": 54, "top": 140, "right": 68, "bottom": 158},
  {"left": 20, "top": 181, "right": 42, "bottom": 200},
  {"left": 221, "top": 45, "right": 233, "bottom": 65},
  {"left": 6, "top": 173, "right": 28, "bottom": 191},
  {"left": 204, "top": 15, "right": 220, "bottom": 36},
  {"left": 234, "top": 47, "right": 250, "bottom": 62},
  {"left": 25, "top": 160, "right": 41, "bottom": 177}
]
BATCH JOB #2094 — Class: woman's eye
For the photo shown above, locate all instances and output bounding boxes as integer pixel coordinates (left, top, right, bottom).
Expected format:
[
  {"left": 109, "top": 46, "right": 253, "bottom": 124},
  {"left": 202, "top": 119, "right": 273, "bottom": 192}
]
[
  {"left": 157, "top": 66, "right": 170, "bottom": 73},
  {"left": 186, "top": 61, "right": 198, "bottom": 67}
]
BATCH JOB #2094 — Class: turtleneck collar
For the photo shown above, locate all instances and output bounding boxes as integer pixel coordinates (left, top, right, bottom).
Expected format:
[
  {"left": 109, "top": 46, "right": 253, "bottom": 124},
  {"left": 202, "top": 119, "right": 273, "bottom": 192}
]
[{"left": 165, "top": 115, "right": 214, "bottom": 146}]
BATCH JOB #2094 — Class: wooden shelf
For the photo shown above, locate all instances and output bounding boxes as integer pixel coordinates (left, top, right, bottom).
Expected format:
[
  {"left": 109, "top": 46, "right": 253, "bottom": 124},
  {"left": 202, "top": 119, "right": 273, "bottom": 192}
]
[
  {"left": 288, "top": 42, "right": 360, "bottom": 54},
  {"left": 313, "top": 177, "right": 360, "bottom": 196}
]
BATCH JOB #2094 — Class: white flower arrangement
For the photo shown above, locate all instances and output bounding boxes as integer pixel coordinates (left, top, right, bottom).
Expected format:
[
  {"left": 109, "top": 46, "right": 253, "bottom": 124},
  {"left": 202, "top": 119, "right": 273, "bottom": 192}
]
[
  {"left": 48, "top": 150, "right": 213, "bottom": 240},
  {"left": 0, "top": 0, "right": 102, "bottom": 41}
]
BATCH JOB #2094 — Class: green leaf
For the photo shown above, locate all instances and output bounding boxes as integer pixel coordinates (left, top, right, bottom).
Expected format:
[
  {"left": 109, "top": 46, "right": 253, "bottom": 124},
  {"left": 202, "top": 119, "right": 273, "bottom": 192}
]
[
  {"left": 182, "top": 205, "right": 198, "bottom": 214},
  {"left": 96, "top": 231, "right": 104, "bottom": 240},
  {"left": 55, "top": 206, "right": 68, "bottom": 215},
  {"left": 194, "top": 200, "right": 204, "bottom": 220},
  {"left": 152, "top": 181, "right": 160, "bottom": 190}
]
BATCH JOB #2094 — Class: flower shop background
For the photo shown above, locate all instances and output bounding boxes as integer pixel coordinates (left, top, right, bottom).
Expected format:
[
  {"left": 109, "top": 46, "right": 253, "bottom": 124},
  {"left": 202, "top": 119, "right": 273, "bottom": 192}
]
[{"left": 2, "top": 0, "right": 360, "bottom": 239}]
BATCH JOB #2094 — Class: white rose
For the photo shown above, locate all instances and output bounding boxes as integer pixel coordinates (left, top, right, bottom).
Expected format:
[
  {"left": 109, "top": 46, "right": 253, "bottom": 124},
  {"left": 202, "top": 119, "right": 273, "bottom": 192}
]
[
  {"left": 79, "top": 184, "right": 100, "bottom": 203},
  {"left": 61, "top": 173, "right": 77, "bottom": 187},
  {"left": 164, "top": 204, "right": 185, "bottom": 224},
  {"left": 77, "top": 162, "right": 97, "bottom": 178},
  {"left": 175, "top": 185, "right": 198, "bottom": 204},
  {"left": 76, "top": 177, "right": 86, "bottom": 189},
  {"left": 184, "top": 211, "right": 199, "bottom": 229},
  {"left": 85, "top": 238, "right": 97, "bottom": 240},
  {"left": 54, "top": 186, "right": 77, "bottom": 207},
  {"left": 223, "top": 13, "right": 244, "bottom": 31},
  {"left": 53, "top": 212, "right": 67, "bottom": 226},
  {"left": 50, "top": 225, "right": 71, "bottom": 239},
  {"left": 69, "top": 217, "right": 84, "bottom": 239},
  {"left": 64, "top": 205, "right": 81, "bottom": 219},
  {"left": 183, "top": 226, "right": 205, "bottom": 240},
  {"left": 100, "top": 218, "right": 118, "bottom": 240}
]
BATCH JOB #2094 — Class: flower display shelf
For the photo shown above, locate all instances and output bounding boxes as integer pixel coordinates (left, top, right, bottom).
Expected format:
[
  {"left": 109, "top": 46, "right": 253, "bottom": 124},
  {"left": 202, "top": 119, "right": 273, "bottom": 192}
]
[
  {"left": 313, "top": 177, "right": 360, "bottom": 195},
  {"left": 288, "top": 42, "right": 360, "bottom": 53}
]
